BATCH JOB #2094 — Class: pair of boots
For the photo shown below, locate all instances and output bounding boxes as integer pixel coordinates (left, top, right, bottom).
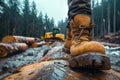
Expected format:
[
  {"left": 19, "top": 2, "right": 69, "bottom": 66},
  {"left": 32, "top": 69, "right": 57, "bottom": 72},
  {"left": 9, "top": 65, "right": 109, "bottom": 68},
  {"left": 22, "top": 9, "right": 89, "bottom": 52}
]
[{"left": 64, "top": 14, "right": 111, "bottom": 70}]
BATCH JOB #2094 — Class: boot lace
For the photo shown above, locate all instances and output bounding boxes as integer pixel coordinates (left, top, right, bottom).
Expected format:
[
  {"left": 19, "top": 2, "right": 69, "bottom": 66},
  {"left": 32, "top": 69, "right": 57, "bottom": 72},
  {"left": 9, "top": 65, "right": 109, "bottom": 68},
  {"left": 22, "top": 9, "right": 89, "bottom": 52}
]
[{"left": 72, "top": 24, "right": 95, "bottom": 44}]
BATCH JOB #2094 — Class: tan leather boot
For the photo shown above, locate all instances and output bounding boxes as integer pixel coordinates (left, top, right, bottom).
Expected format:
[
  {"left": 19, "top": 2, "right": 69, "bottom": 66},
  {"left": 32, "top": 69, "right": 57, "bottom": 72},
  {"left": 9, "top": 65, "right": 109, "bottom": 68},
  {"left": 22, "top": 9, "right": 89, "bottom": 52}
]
[
  {"left": 69, "top": 14, "right": 111, "bottom": 70},
  {"left": 64, "top": 28, "right": 72, "bottom": 49}
]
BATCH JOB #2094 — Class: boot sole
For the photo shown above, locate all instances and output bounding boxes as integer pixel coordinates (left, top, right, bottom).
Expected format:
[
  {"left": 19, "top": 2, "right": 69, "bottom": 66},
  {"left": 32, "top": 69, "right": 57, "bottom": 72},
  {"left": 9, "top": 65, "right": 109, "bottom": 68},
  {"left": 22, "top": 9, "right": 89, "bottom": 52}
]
[{"left": 69, "top": 53, "right": 111, "bottom": 70}]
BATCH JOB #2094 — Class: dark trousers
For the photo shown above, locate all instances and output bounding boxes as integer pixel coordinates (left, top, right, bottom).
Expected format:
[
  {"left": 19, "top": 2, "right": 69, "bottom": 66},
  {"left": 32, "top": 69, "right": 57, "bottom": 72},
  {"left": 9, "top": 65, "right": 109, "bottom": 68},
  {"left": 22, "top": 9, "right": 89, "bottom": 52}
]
[{"left": 67, "top": 0, "right": 91, "bottom": 27}]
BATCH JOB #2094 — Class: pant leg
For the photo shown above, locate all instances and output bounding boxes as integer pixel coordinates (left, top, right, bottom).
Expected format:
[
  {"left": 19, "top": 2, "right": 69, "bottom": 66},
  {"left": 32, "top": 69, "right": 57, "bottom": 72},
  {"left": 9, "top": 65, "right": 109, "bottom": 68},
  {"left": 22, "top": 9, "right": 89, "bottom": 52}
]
[{"left": 68, "top": 0, "right": 91, "bottom": 21}]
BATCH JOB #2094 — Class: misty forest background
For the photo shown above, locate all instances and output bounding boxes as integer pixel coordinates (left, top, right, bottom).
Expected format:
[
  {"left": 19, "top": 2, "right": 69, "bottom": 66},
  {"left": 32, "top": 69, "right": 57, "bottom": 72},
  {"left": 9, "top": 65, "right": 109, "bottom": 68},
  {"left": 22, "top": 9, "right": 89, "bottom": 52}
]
[{"left": 0, "top": 0, "right": 120, "bottom": 40}]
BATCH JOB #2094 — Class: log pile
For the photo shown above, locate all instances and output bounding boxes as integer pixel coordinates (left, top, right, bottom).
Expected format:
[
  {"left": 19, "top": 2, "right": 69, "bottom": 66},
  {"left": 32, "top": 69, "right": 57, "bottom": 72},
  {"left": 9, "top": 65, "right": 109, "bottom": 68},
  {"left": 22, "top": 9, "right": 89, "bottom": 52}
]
[
  {"left": 0, "top": 43, "right": 28, "bottom": 57},
  {"left": 100, "top": 32, "right": 120, "bottom": 44},
  {"left": 0, "top": 35, "right": 46, "bottom": 57},
  {"left": 3, "top": 46, "right": 120, "bottom": 80}
]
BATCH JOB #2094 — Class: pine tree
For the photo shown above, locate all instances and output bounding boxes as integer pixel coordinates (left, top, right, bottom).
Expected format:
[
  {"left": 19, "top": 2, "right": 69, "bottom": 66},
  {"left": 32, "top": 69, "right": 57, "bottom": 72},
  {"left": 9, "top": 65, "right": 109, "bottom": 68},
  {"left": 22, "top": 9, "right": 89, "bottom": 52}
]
[
  {"left": 7, "top": 0, "right": 20, "bottom": 35},
  {"left": 113, "top": 0, "right": 116, "bottom": 33},
  {"left": 38, "top": 12, "right": 44, "bottom": 37},
  {"left": 30, "top": 1, "right": 37, "bottom": 37},
  {"left": 49, "top": 17, "right": 54, "bottom": 31},
  {"left": 22, "top": 0, "right": 30, "bottom": 36},
  {"left": 107, "top": 0, "right": 111, "bottom": 34},
  {"left": 44, "top": 14, "right": 50, "bottom": 32}
]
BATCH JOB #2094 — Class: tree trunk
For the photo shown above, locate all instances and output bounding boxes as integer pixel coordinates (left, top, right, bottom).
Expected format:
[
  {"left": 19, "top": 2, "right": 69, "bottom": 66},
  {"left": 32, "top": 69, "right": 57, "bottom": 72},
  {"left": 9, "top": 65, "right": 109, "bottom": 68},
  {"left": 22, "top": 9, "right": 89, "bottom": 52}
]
[
  {"left": 0, "top": 43, "right": 28, "bottom": 57},
  {"left": 101, "top": 0, "right": 104, "bottom": 35},
  {"left": 91, "top": 0, "right": 95, "bottom": 39},
  {"left": 113, "top": 0, "right": 116, "bottom": 33},
  {"left": 2, "top": 36, "right": 36, "bottom": 45},
  {"left": 108, "top": 0, "right": 111, "bottom": 34}
]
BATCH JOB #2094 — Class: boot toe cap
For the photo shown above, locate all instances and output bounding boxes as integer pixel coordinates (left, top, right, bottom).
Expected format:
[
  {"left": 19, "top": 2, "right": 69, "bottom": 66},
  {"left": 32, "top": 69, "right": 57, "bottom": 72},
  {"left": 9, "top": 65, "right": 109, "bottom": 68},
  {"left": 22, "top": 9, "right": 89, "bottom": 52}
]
[{"left": 70, "top": 41, "right": 106, "bottom": 57}]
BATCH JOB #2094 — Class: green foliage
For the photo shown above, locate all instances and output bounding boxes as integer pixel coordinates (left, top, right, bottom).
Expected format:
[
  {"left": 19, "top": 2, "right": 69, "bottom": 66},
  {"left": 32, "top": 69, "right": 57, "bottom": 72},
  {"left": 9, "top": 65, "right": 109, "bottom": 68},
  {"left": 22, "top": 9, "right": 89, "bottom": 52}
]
[
  {"left": 92, "top": 0, "right": 120, "bottom": 38},
  {"left": 59, "top": 0, "right": 120, "bottom": 39},
  {"left": 0, "top": 0, "right": 55, "bottom": 40},
  {"left": 1, "top": 0, "right": 120, "bottom": 40},
  {"left": 58, "top": 18, "right": 68, "bottom": 37}
]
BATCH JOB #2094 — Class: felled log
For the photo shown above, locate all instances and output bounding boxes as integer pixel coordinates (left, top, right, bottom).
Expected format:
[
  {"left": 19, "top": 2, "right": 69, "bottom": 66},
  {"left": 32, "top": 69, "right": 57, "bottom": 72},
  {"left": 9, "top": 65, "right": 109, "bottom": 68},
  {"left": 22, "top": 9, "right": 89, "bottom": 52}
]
[
  {"left": 41, "top": 46, "right": 70, "bottom": 61},
  {"left": 0, "top": 43, "right": 28, "bottom": 57},
  {"left": 2, "top": 36, "right": 36, "bottom": 45},
  {"left": 3, "top": 46, "right": 120, "bottom": 80},
  {"left": 100, "top": 32, "right": 120, "bottom": 44},
  {"left": 32, "top": 41, "right": 46, "bottom": 48},
  {"left": 101, "top": 42, "right": 120, "bottom": 47},
  {"left": 3, "top": 61, "right": 120, "bottom": 80}
]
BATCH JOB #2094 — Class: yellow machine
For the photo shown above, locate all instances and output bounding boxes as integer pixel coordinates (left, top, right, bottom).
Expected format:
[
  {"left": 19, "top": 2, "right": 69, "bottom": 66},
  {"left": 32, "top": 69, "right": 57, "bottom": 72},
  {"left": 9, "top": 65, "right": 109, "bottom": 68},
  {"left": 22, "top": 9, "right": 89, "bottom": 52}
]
[{"left": 43, "top": 27, "right": 64, "bottom": 42}]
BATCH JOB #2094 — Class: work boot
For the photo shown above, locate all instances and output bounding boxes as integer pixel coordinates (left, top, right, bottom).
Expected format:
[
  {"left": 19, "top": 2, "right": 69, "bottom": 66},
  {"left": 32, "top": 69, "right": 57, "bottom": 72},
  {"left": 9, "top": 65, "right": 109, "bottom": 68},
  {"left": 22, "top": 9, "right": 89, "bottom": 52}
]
[
  {"left": 64, "top": 27, "right": 72, "bottom": 49},
  {"left": 69, "top": 14, "right": 111, "bottom": 70},
  {"left": 64, "top": 27, "right": 72, "bottom": 54}
]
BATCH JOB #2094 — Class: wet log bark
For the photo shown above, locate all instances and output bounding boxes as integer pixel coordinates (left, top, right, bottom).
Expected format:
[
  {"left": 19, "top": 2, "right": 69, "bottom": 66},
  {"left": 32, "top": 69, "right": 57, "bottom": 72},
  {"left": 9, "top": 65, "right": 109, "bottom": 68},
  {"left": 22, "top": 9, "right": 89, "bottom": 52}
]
[
  {"left": 3, "top": 46, "right": 120, "bottom": 80},
  {"left": 32, "top": 41, "right": 46, "bottom": 48},
  {"left": 0, "top": 43, "right": 28, "bottom": 57},
  {"left": 101, "top": 42, "right": 120, "bottom": 47},
  {"left": 2, "top": 36, "right": 36, "bottom": 45}
]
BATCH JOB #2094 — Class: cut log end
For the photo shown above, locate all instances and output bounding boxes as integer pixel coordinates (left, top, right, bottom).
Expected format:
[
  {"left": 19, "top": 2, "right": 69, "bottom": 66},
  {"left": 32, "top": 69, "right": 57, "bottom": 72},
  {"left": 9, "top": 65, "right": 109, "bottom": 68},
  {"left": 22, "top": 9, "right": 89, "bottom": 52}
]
[
  {"left": 0, "top": 45, "right": 8, "bottom": 57},
  {"left": 32, "top": 42, "right": 39, "bottom": 48},
  {"left": 0, "top": 43, "right": 28, "bottom": 57}
]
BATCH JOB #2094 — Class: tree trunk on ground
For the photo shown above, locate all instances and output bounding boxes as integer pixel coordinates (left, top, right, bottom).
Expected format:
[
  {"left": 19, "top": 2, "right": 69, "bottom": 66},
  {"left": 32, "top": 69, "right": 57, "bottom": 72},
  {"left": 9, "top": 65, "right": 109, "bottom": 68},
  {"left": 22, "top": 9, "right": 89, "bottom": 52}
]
[
  {"left": 0, "top": 43, "right": 28, "bottom": 57},
  {"left": 2, "top": 36, "right": 36, "bottom": 45}
]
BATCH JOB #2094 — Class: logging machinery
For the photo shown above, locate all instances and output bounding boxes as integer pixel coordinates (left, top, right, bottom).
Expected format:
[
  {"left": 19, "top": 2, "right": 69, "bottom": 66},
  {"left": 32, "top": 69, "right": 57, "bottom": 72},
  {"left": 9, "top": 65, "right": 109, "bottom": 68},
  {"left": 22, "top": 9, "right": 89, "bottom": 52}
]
[{"left": 42, "top": 27, "right": 65, "bottom": 42}]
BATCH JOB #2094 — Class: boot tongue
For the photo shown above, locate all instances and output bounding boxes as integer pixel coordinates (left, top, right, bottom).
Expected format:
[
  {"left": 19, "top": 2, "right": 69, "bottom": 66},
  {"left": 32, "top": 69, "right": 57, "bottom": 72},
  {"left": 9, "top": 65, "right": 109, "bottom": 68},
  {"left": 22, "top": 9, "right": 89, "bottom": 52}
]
[
  {"left": 80, "top": 36, "right": 90, "bottom": 41},
  {"left": 81, "top": 28, "right": 90, "bottom": 36},
  {"left": 76, "top": 29, "right": 91, "bottom": 42},
  {"left": 71, "top": 37, "right": 88, "bottom": 46}
]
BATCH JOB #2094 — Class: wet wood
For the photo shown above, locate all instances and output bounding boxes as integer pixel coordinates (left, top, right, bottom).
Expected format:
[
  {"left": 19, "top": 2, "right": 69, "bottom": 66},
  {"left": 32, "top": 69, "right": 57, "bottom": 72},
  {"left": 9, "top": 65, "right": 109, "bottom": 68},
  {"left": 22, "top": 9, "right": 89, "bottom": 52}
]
[
  {"left": 100, "top": 32, "right": 120, "bottom": 44},
  {"left": 3, "top": 46, "right": 120, "bottom": 80},
  {"left": 2, "top": 36, "right": 36, "bottom": 45},
  {"left": 102, "top": 42, "right": 120, "bottom": 47},
  {"left": 3, "top": 61, "right": 53, "bottom": 80},
  {"left": 0, "top": 43, "right": 28, "bottom": 57},
  {"left": 3, "top": 61, "right": 120, "bottom": 80},
  {"left": 32, "top": 41, "right": 46, "bottom": 48}
]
